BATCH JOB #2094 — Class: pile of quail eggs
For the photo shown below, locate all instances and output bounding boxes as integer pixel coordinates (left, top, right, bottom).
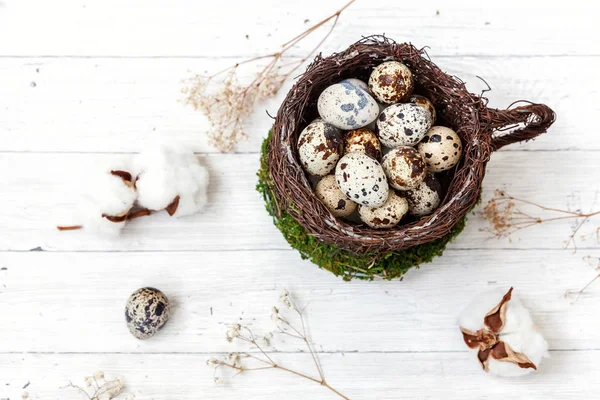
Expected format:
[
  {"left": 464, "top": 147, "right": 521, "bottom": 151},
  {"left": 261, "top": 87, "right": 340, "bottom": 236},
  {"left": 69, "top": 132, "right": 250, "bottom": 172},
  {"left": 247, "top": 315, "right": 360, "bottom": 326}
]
[{"left": 298, "top": 61, "right": 463, "bottom": 229}]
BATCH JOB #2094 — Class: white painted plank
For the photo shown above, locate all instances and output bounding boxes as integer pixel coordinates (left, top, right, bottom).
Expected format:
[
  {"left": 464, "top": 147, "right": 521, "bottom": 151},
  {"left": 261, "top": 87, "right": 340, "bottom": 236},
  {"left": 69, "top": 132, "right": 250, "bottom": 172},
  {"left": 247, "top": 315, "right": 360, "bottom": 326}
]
[
  {"left": 0, "top": 0, "right": 598, "bottom": 57},
  {"left": 1, "top": 352, "right": 598, "bottom": 399},
  {"left": 0, "top": 250, "right": 598, "bottom": 353},
  {"left": 0, "top": 56, "right": 592, "bottom": 153},
  {"left": 0, "top": 151, "right": 599, "bottom": 252}
]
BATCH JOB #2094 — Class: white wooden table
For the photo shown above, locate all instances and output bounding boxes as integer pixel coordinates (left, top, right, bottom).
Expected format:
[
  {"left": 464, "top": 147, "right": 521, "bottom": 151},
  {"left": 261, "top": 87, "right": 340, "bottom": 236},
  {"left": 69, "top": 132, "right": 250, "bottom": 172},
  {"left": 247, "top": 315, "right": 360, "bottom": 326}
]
[{"left": 1, "top": 1, "right": 599, "bottom": 399}]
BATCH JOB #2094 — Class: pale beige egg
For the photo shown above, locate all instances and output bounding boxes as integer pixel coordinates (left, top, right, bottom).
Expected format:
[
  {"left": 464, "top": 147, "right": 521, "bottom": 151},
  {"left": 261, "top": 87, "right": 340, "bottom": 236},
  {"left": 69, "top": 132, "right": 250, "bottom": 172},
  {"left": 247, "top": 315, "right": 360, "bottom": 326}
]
[
  {"left": 358, "top": 191, "right": 409, "bottom": 229},
  {"left": 315, "top": 175, "right": 357, "bottom": 218},
  {"left": 418, "top": 126, "right": 463, "bottom": 173}
]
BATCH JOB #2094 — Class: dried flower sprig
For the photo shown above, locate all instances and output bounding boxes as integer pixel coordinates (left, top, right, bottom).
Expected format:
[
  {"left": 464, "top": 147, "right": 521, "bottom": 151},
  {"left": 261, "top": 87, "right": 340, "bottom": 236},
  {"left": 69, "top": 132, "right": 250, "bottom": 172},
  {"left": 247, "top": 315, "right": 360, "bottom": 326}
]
[
  {"left": 62, "top": 371, "right": 134, "bottom": 400},
  {"left": 482, "top": 189, "right": 600, "bottom": 251},
  {"left": 565, "top": 256, "right": 600, "bottom": 301},
  {"left": 208, "top": 289, "right": 348, "bottom": 399},
  {"left": 182, "top": 0, "right": 356, "bottom": 152}
]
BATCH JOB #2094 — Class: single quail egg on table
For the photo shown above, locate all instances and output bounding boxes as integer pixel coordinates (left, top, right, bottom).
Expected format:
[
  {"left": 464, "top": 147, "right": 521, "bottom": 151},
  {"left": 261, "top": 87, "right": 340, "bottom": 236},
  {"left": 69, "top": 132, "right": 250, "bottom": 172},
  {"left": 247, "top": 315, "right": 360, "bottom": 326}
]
[
  {"left": 359, "top": 191, "right": 409, "bottom": 229},
  {"left": 315, "top": 175, "right": 357, "bottom": 218},
  {"left": 344, "top": 128, "right": 382, "bottom": 160},
  {"left": 408, "top": 94, "right": 436, "bottom": 123},
  {"left": 317, "top": 80, "right": 379, "bottom": 130},
  {"left": 382, "top": 146, "right": 427, "bottom": 191},
  {"left": 377, "top": 103, "right": 433, "bottom": 148},
  {"left": 298, "top": 119, "right": 343, "bottom": 176},
  {"left": 405, "top": 173, "right": 442, "bottom": 217},
  {"left": 368, "top": 61, "right": 414, "bottom": 104},
  {"left": 417, "top": 126, "right": 463, "bottom": 173},
  {"left": 125, "top": 287, "right": 170, "bottom": 340},
  {"left": 335, "top": 152, "right": 389, "bottom": 207}
]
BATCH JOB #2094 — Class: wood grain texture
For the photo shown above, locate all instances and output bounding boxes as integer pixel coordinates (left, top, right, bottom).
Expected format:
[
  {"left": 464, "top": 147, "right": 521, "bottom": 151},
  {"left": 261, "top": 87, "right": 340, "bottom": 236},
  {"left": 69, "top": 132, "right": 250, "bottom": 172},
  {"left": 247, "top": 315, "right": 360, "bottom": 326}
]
[
  {"left": 2, "top": 352, "right": 598, "bottom": 400},
  {"left": 1, "top": 0, "right": 599, "bottom": 398},
  {"left": 0, "top": 151, "right": 599, "bottom": 252},
  {"left": 0, "top": 0, "right": 598, "bottom": 57},
  {"left": 0, "top": 250, "right": 598, "bottom": 354},
  {"left": 0, "top": 56, "right": 594, "bottom": 153}
]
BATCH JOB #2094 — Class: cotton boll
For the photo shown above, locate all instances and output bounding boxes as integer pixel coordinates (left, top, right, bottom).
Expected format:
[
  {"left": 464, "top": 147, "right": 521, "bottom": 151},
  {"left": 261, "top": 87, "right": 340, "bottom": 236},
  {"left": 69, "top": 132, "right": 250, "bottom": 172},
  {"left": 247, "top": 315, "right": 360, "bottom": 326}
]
[
  {"left": 133, "top": 142, "right": 209, "bottom": 218},
  {"left": 76, "top": 168, "right": 138, "bottom": 235},
  {"left": 459, "top": 287, "right": 549, "bottom": 377}
]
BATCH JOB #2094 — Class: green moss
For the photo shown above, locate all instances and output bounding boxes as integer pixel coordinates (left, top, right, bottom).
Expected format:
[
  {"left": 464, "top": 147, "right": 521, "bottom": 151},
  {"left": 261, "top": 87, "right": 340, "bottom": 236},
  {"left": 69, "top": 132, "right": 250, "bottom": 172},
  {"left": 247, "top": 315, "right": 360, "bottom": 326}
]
[{"left": 257, "top": 130, "right": 469, "bottom": 281}]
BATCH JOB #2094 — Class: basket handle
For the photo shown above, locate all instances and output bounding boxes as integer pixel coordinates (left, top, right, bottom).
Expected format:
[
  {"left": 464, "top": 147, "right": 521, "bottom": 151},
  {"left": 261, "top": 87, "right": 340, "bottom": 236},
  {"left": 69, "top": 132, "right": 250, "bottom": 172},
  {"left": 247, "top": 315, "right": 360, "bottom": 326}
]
[{"left": 483, "top": 102, "right": 556, "bottom": 151}]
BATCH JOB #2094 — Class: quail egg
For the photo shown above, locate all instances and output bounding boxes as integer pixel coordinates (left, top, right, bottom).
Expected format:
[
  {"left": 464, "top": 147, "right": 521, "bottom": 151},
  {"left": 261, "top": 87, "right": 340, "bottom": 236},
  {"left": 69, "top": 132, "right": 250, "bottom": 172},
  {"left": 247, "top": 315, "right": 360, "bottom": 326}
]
[
  {"left": 298, "top": 119, "right": 343, "bottom": 176},
  {"left": 418, "top": 126, "right": 463, "bottom": 172},
  {"left": 335, "top": 152, "right": 389, "bottom": 207},
  {"left": 377, "top": 103, "right": 433, "bottom": 148},
  {"left": 359, "top": 191, "right": 409, "bottom": 229},
  {"left": 405, "top": 173, "right": 442, "bottom": 217},
  {"left": 125, "top": 287, "right": 170, "bottom": 340},
  {"left": 408, "top": 94, "right": 436, "bottom": 123},
  {"left": 368, "top": 61, "right": 414, "bottom": 104},
  {"left": 317, "top": 81, "right": 379, "bottom": 130},
  {"left": 315, "top": 175, "right": 357, "bottom": 218},
  {"left": 344, "top": 128, "right": 382, "bottom": 160},
  {"left": 382, "top": 146, "right": 426, "bottom": 191}
]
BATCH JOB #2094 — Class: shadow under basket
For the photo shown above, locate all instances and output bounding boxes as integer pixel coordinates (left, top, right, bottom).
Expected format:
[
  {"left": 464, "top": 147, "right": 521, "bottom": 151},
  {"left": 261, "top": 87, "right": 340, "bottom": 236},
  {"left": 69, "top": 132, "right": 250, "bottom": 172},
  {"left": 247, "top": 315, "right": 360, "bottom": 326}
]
[{"left": 257, "top": 36, "right": 556, "bottom": 281}]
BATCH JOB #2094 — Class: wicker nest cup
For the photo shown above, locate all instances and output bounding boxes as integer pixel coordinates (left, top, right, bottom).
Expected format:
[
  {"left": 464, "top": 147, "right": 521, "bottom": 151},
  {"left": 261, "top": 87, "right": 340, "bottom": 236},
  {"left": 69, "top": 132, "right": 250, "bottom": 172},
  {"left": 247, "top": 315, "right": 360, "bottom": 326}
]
[{"left": 258, "top": 36, "right": 555, "bottom": 280}]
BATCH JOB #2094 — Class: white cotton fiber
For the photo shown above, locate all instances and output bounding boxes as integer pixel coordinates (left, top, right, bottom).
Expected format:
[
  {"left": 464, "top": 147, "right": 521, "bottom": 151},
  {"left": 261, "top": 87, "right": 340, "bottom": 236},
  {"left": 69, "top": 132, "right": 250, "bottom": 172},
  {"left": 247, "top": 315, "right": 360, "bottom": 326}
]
[
  {"left": 459, "top": 288, "right": 549, "bottom": 377},
  {"left": 133, "top": 142, "right": 209, "bottom": 218},
  {"left": 76, "top": 166, "right": 138, "bottom": 235}
]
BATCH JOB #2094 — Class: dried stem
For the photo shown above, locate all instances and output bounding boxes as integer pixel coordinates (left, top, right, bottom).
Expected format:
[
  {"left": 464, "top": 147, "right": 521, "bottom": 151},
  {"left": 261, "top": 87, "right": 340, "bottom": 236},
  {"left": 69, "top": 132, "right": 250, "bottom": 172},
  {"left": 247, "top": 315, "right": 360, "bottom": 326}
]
[
  {"left": 565, "top": 256, "right": 600, "bottom": 301},
  {"left": 61, "top": 373, "right": 132, "bottom": 400},
  {"left": 482, "top": 189, "right": 600, "bottom": 251},
  {"left": 182, "top": 0, "right": 355, "bottom": 152},
  {"left": 211, "top": 290, "right": 348, "bottom": 399}
]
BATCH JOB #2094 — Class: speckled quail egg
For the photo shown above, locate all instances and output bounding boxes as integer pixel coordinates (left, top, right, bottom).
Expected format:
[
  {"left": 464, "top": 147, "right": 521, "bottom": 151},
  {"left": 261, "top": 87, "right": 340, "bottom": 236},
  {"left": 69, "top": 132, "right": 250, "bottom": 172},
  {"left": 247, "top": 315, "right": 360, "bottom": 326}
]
[
  {"left": 315, "top": 175, "right": 357, "bottom": 218},
  {"left": 125, "top": 287, "right": 170, "bottom": 340},
  {"left": 368, "top": 61, "right": 414, "bottom": 104},
  {"left": 317, "top": 81, "right": 379, "bottom": 130},
  {"left": 377, "top": 103, "right": 433, "bottom": 148},
  {"left": 405, "top": 173, "right": 442, "bottom": 217},
  {"left": 408, "top": 94, "right": 436, "bottom": 123},
  {"left": 298, "top": 119, "right": 343, "bottom": 176},
  {"left": 359, "top": 191, "right": 409, "bottom": 229},
  {"left": 344, "top": 128, "right": 382, "bottom": 160},
  {"left": 335, "top": 152, "right": 389, "bottom": 207},
  {"left": 382, "top": 146, "right": 427, "bottom": 191},
  {"left": 418, "top": 126, "right": 463, "bottom": 172},
  {"left": 341, "top": 78, "right": 370, "bottom": 93}
]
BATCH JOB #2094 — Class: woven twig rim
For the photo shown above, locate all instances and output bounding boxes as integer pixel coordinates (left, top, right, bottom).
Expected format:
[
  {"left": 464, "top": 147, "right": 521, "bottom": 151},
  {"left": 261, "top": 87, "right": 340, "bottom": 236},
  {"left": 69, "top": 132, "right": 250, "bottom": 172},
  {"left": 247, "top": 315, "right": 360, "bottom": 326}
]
[{"left": 268, "top": 35, "right": 555, "bottom": 256}]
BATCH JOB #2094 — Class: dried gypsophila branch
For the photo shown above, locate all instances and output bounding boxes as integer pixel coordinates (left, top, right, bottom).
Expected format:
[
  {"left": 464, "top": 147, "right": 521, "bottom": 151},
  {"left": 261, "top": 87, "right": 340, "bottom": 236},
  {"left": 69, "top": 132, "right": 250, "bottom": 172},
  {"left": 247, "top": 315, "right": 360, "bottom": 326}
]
[
  {"left": 482, "top": 189, "right": 600, "bottom": 251},
  {"left": 61, "top": 371, "right": 134, "bottom": 400},
  {"left": 565, "top": 255, "right": 600, "bottom": 301},
  {"left": 182, "top": 0, "right": 356, "bottom": 152},
  {"left": 208, "top": 289, "right": 348, "bottom": 399}
]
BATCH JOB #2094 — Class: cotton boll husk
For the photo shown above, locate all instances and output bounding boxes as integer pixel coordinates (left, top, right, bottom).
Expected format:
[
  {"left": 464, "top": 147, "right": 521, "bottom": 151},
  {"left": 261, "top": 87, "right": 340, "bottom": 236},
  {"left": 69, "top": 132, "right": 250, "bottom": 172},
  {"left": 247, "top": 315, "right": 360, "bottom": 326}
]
[
  {"left": 133, "top": 142, "right": 209, "bottom": 217},
  {"left": 459, "top": 288, "right": 549, "bottom": 377},
  {"left": 76, "top": 165, "right": 137, "bottom": 235}
]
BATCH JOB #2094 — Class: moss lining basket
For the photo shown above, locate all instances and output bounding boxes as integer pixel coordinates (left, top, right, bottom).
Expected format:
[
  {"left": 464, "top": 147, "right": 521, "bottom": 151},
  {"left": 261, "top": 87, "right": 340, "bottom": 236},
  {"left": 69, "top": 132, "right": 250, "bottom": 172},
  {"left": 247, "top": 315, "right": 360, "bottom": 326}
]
[{"left": 257, "top": 36, "right": 555, "bottom": 280}]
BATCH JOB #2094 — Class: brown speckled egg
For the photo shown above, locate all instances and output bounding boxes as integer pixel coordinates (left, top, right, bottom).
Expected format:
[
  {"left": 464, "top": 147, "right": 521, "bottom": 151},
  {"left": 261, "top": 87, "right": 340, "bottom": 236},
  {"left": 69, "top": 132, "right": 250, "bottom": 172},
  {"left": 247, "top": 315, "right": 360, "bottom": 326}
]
[
  {"left": 405, "top": 174, "right": 442, "bottom": 217},
  {"left": 368, "top": 61, "right": 414, "bottom": 104},
  {"left": 125, "top": 287, "right": 170, "bottom": 340},
  {"left": 377, "top": 103, "right": 432, "bottom": 148},
  {"left": 418, "top": 126, "right": 463, "bottom": 172},
  {"left": 344, "top": 128, "right": 382, "bottom": 160},
  {"left": 408, "top": 95, "right": 436, "bottom": 124},
  {"left": 382, "top": 146, "right": 426, "bottom": 191},
  {"left": 359, "top": 191, "right": 408, "bottom": 229},
  {"left": 315, "top": 175, "right": 357, "bottom": 218},
  {"left": 298, "top": 119, "right": 343, "bottom": 176},
  {"left": 335, "top": 152, "right": 389, "bottom": 207}
]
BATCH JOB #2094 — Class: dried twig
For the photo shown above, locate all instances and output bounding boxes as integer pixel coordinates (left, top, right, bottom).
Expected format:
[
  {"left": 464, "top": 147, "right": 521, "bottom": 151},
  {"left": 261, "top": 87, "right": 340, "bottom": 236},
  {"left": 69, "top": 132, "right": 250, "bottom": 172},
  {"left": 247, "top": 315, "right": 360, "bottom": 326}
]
[
  {"left": 565, "top": 256, "right": 600, "bottom": 301},
  {"left": 208, "top": 290, "right": 348, "bottom": 399},
  {"left": 182, "top": 0, "right": 355, "bottom": 152},
  {"left": 61, "top": 372, "right": 133, "bottom": 400},
  {"left": 482, "top": 190, "right": 600, "bottom": 251}
]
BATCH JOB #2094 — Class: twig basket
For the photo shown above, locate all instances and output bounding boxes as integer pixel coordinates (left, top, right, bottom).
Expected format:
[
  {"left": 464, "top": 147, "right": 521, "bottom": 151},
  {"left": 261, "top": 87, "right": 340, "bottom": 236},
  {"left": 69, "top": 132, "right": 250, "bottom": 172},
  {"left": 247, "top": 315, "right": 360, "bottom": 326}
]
[{"left": 257, "top": 36, "right": 555, "bottom": 280}]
